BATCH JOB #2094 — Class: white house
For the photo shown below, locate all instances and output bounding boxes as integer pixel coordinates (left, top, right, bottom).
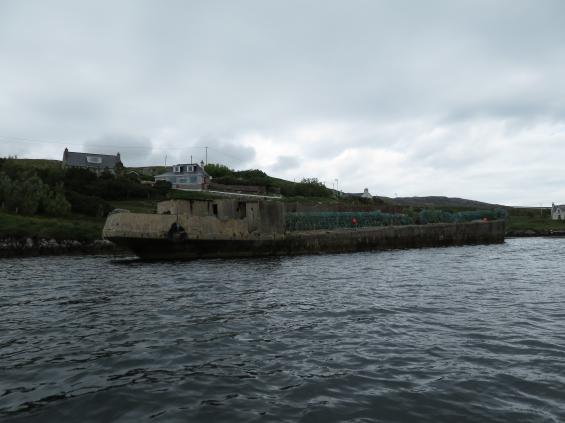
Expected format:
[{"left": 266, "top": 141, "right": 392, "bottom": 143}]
[
  {"left": 154, "top": 162, "right": 210, "bottom": 190},
  {"left": 551, "top": 203, "right": 565, "bottom": 220},
  {"left": 361, "top": 188, "right": 373, "bottom": 199}
]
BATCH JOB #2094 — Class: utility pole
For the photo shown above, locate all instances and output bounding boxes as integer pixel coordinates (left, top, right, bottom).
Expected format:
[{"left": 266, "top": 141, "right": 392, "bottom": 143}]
[
  {"left": 205, "top": 146, "right": 208, "bottom": 165},
  {"left": 164, "top": 154, "right": 167, "bottom": 166},
  {"left": 334, "top": 178, "right": 339, "bottom": 197}
]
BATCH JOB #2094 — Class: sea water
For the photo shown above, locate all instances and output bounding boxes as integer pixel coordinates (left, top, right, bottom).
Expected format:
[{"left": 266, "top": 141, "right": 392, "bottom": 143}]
[{"left": 1, "top": 238, "right": 565, "bottom": 422}]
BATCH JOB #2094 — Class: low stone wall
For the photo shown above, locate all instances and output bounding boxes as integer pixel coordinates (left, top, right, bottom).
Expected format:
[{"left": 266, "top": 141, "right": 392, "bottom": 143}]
[{"left": 0, "top": 238, "right": 121, "bottom": 258}]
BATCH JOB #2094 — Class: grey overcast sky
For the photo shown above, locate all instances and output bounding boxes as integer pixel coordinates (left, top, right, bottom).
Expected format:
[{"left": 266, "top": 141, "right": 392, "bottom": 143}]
[{"left": 1, "top": 0, "right": 565, "bottom": 205}]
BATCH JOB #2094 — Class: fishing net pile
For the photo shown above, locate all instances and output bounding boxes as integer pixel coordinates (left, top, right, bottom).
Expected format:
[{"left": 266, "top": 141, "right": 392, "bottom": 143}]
[{"left": 285, "top": 208, "right": 507, "bottom": 231}]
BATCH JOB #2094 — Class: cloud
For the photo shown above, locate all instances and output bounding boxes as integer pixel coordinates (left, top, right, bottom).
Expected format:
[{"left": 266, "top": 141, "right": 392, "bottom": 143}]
[
  {"left": 83, "top": 134, "right": 153, "bottom": 164},
  {"left": 269, "top": 155, "right": 300, "bottom": 172},
  {"left": 1, "top": 0, "right": 565, "bottom": 204},
  {"left": 204, "top": 139, "right": 256, "bottom": 169}
]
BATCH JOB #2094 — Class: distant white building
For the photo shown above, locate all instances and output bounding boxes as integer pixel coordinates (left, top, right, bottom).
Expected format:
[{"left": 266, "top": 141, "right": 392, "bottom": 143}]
[
  {"left": 361, "top": 188, "right": 372, "bottom": 199},
  {"left": 551, "top": 203, "right": 565, "bottom": 220},
  {"left": 344, "top": 188, "right": 373, "bottom": 199}
]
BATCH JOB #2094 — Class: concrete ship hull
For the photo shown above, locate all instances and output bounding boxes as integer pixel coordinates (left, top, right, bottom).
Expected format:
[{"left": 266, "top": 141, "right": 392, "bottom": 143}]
[{"left": 105, "top": 219, "right": 506, "bottom": 260}]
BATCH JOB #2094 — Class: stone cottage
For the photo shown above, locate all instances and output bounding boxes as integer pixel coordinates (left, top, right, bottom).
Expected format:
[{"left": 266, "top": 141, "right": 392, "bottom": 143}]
[{"left": 62, "top": 148, "right": 122, "bottom": 174}]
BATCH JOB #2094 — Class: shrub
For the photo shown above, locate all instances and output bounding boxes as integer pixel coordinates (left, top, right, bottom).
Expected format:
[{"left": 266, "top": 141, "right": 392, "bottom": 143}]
[
  {"left": 153, "top": 180, "right": 172, "bottom": 196},
  {"left": 294, "top": 178, "right": 332, "bottom": 197},
  {"left": 41, "top": 187, "right": 71, "bottom": 216},
  {"left": 204, "top": 163, "right": 234, "bottom": 178},
  {"left": 65, "top": 190, "right": 112, "bottom": 217}
]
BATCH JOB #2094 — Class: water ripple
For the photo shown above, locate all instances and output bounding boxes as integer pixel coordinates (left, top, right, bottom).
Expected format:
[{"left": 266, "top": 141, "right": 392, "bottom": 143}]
[{"left": 1, "top": 239, "right": 565, "bottom": 422}]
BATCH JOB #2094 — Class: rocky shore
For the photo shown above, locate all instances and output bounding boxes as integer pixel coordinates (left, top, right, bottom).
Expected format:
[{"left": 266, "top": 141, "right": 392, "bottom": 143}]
[
  {"left": 0, "top": 237, "right": 125, "bottom": 257},
  {"left": 1, "top": 230, "right": 562, "bottom": 258}
]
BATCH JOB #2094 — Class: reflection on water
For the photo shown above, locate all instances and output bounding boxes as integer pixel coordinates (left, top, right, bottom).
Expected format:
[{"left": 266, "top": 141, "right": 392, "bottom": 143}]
[{"left": 1, "top": 238, "right": 565, "bottom": 422}]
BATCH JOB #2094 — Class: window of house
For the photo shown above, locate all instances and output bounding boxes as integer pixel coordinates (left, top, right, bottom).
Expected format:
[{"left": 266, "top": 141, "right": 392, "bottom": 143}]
[
  {"left": 189, "top": 176, "right": 197, "bottom": 183},
  {"left": 237, "top": 202, "right": 247, "bottom": 219},
  {"left": 186, "top": 165, "right": 195, "bottom": 173},
  {"left": 212, "top": 204, "right": 218, "bottom": 216},
  {"left": 173, "top": 165, "right": 181, "bottom": 173},
  {"left": 87, "top": 156, "right": 102, "bottom": 164}
]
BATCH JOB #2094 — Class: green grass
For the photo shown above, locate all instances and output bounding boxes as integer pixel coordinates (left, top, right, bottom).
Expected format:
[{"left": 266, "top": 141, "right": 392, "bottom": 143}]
[
  {"left": 507, "top": 214, "right": 565, "bottom": 232},
  {"left": 0, "top": 212, "right": 104, "bottom": 241},
  {"left": 11, "top": 158, "right": 62, "bottom": 169}
]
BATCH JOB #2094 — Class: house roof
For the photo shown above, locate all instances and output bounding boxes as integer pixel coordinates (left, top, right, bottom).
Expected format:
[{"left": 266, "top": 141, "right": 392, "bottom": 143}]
[
  {"left": 155, "top": 163, "right": 209, "bottom": 178},
  {"left": 64, "top": 150, "right": 121, "bottom": 169}
]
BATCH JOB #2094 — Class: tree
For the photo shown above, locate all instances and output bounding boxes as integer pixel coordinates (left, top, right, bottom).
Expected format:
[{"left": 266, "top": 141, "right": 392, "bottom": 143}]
[
  {"left": 63, "top": 167, "right": 98, "bottom": 193},
  {"left": 9, "top": 175, "right": 44, "bottom": 214},
  {"left": 41, "top": 184, "right": 71, "bottom": 216},
  {"left": 0, "top": 173, "right": 13, "bottom": 210}
]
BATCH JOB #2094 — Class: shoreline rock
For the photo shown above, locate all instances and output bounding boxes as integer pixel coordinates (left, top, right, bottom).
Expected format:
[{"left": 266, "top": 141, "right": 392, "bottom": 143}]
[
  {"left": 0, "top": 237, "right": 126, "bottom": 258},
  {"left": 2, "top": 230, "right": 562, "bottom": 257}
]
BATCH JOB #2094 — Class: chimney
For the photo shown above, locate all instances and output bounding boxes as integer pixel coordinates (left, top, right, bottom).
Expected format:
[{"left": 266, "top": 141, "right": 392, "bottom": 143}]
[{"left": 63, "top": 147, "right": 69, "bottom": 163}]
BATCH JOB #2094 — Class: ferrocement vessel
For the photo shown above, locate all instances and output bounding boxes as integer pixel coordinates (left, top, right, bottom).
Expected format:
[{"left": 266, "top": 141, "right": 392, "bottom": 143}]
[{"left": 102, "top": 199, "right": 506, "bottom": 260}]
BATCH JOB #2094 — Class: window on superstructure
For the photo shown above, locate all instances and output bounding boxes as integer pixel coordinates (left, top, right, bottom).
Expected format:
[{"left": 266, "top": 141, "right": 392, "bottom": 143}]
[{"left": 237, "top": 202, "right": 247, "bottom": 219}]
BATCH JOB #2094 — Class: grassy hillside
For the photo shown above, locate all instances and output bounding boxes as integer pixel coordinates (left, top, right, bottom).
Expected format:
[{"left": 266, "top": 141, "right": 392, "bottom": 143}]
[
  {"left": 204, "top": 163, "right": 334, "bottom": 198},
  {"left": 506, "top": 208, "right": 564, "bottom": 233},
  {"left": 0, "top": 212, "right": 104, "bottom": 241},
  {"left": 2, "top": 157, "right": 560, "bottom": 238},
  {"left": 381, "top": 196, "right": 501, "bottom": 209},
  {"left": 12, "top": 158, "right": 62, "bottom": 169},
  {"left": 507, "top": 215, "right": 565, "bottom": 232}
]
